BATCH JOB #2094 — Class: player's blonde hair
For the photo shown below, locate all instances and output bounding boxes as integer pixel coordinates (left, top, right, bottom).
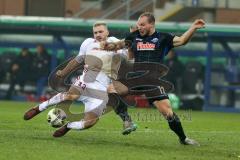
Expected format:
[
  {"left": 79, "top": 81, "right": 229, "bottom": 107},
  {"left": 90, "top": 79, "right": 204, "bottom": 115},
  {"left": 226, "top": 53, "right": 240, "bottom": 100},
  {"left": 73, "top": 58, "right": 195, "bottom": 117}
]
[{"left": 93, "top": 21, "right": 108, "bottom": 29}]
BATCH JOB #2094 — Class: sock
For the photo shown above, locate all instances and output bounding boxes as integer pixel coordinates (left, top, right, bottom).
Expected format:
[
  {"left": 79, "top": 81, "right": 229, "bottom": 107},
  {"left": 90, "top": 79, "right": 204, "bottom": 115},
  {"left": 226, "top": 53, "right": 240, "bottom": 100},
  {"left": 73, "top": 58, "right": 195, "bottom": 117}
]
[
  {"left": 111, "top": 93, "right": 132, "bottom": 122},
  {"left": 167, "top": 112, "right": 186, "bottom": 141},
  {"left": 67, "top": 120, "right": 85, "bottom": 130},
  {"left": 39, "top": 93, "right": 66, "bottom": 111}
]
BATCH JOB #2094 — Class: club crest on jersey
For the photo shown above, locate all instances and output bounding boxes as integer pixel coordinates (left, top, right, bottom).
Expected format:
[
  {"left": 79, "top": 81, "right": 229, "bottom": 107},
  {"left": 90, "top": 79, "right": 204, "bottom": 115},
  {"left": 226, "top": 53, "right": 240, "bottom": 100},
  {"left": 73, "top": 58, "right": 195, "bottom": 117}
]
[
  {"left": 151, "top": 38, "right": 158, "bottom": 43},
  {"left": 137, "top": 42, "right": 155, "bottom": 50}
]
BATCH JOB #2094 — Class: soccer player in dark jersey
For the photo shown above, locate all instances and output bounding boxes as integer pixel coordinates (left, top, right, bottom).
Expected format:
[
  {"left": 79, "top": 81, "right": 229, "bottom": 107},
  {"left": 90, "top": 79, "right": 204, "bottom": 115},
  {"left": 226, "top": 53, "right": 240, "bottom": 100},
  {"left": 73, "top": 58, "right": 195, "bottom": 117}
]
[{"left": 102, "top": 12, "right": 205, "bottom": 145}]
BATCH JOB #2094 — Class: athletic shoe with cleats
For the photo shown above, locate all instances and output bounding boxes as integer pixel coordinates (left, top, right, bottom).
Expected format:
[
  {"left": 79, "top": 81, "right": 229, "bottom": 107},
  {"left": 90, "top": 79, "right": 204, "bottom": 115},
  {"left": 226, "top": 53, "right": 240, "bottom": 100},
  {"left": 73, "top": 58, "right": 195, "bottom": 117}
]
[
  {"left": 23, "top": 106, "right": 41, "bottom": 120},
  {"left": 53, "top": 123, "right": 71, "bottom": 138},
  {"left": 180, "top": 137, "right": 200, "bottom": 146},
  {"left": 122, "top": 121, "right": 137, "bottom": 135}
]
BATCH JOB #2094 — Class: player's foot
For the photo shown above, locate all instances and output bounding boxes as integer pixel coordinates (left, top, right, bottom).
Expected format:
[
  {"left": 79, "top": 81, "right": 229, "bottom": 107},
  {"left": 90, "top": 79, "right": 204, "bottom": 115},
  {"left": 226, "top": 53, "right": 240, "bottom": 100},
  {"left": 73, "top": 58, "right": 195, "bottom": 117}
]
[
  {"left": 180, "top": 137, "right": 200, "bottom": 146},
  {"left": 23, "top": 106, "right": 41, "bottom": 120},
  {"left": 53, "top": 123, "right": 71, "bottom": 138},
  {"left": 122, "top": 121, "right": 137, "bottom": 135}
]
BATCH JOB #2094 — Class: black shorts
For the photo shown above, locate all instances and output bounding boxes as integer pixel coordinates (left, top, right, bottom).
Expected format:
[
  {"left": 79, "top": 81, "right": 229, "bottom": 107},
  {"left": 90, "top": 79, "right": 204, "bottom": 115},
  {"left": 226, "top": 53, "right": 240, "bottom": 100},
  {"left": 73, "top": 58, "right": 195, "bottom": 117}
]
[{"left": 131, "top": 86, "right": 169, "bottom": 105}]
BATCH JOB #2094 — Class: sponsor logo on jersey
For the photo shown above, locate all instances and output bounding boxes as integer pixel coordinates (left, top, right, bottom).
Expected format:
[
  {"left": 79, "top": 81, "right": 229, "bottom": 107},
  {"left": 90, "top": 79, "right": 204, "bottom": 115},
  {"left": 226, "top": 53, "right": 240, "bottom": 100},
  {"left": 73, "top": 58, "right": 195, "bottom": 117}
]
[
  {"left": 137, "top": 42, "right": 155, "bottom": 50},
  {"left": 151, "top": 38, "right": 158, "bottom": 43}
]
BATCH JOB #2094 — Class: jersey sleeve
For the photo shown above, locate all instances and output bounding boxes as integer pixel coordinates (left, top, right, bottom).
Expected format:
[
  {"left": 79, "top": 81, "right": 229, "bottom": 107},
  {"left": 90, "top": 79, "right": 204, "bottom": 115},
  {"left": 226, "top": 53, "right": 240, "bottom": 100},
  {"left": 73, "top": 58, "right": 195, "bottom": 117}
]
[{"left": 75, "top": 38, "right": 93, "bottom": 63}]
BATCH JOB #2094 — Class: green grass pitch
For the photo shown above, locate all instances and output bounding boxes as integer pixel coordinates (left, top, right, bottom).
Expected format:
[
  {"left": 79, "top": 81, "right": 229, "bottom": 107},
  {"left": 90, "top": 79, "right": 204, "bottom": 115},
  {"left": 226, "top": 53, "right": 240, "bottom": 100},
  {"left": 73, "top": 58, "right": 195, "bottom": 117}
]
[{"left": 0, "top": 101, "right": 240, "bottom": 160}]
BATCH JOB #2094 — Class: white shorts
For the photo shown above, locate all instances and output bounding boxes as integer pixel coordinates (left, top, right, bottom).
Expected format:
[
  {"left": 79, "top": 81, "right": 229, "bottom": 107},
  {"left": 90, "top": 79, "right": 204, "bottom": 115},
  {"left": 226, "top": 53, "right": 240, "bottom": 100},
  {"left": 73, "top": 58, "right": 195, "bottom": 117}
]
[{"left": 72, "top": 71, "right": 111, "bottom": 116}]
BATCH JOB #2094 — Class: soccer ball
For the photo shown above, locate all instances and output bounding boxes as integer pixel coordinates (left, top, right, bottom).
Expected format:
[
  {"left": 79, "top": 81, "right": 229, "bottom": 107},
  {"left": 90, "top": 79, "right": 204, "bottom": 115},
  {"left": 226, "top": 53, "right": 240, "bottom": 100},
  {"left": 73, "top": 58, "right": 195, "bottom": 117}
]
[{"left": 47, "top": 108, "right": 67, "bottom": 128}]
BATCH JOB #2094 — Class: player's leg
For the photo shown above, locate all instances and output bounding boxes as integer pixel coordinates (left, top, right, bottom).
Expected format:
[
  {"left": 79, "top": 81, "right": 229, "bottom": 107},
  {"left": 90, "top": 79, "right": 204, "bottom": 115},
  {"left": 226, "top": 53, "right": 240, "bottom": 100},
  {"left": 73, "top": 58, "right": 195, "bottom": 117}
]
[
  {"left": 53, "top": 94, "right": 107, "bottom": 137},
  {"left": 153, "top": 99, "right": 185, "bottom": 140},
  {"left": 53, "top": 112, "right": 99, "bottom": 137},
  {"left": 23, "top": 86, "right": 81, "bottom": 120},
  {"left": 109, "top": 81, "right": 137, "bottom": 135},
  {"left": 111, "top": 94, "right": 137, "bottom": 135},
  {"left": 153, "top": 98, "right": 199, "bottom": 146}
]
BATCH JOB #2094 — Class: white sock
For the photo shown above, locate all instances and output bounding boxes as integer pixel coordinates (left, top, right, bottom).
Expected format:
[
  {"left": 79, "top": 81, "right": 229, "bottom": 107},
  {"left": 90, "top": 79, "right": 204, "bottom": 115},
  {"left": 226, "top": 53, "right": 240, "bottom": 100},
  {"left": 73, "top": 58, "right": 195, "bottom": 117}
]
[
  {"left": 39, "top": 93, "right": 65, "bottom": 111},
  {"left": 67, "top": 120, "right": 85, "bottom": 130}
]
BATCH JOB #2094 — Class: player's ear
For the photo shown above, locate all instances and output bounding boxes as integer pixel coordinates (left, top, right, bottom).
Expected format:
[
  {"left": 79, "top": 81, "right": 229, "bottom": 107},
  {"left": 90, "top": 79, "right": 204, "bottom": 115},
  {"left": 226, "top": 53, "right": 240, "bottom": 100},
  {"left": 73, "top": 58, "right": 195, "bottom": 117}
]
[
  {"left": 150, "top": 22, "right": 154, "bottom": 27},
  {"left": 150, "top": 23, "right": 155, "bottom": 30}
]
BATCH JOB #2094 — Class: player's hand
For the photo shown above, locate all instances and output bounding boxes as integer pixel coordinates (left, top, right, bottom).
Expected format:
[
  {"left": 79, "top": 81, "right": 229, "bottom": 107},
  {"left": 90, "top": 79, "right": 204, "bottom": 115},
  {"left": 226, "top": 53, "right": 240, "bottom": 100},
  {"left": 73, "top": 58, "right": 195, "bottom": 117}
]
[
  {"left": 107, "top": 84, "right": 117, "bottom": 93},
  {"left": 56, "top": 70, "right": 64, "bottom": 78},
  {"left": 100, "top": 41, "right": 106, "bottom": 50},
  {"left": 191, "top": 19, "right": 205, "bottom": 30},
  {"left": 100, "top": 41, "right": 117, "bottom": 51}
]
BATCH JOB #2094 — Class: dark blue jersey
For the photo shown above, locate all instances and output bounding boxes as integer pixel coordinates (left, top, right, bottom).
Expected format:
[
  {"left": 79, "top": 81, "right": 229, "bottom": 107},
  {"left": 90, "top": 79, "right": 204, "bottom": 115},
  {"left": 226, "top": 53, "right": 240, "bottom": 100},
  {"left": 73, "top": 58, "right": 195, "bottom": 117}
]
[{"left": 125, "top": 30, "right": 175, "bottom": 63}]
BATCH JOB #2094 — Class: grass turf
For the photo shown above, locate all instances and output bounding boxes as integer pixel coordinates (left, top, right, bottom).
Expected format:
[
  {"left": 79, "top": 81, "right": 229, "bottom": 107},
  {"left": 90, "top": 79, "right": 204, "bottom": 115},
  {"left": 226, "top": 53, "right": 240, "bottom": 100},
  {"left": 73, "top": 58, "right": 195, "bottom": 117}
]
[{"left": 0, "top": 101, "right": 240, "bottom": 160}]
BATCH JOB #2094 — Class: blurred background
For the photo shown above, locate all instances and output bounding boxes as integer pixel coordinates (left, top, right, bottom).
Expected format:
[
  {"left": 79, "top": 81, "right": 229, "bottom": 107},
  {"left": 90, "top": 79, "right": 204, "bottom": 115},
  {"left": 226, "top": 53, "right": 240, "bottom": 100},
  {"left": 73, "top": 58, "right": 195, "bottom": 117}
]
[{"left": 0, "top": 0, "right": 240, "bottom": 113}]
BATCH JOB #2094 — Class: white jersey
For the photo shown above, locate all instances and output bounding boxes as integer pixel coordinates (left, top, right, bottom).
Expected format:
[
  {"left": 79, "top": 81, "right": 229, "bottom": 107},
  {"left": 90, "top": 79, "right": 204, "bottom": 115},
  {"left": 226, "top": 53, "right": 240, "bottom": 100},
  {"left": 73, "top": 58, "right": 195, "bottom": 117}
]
[
  {"left": 76, "top": 37, "right": 126, "bottom": 82},
  {"left": 73, "top": 37, "right": 126, "bottom": 116}
]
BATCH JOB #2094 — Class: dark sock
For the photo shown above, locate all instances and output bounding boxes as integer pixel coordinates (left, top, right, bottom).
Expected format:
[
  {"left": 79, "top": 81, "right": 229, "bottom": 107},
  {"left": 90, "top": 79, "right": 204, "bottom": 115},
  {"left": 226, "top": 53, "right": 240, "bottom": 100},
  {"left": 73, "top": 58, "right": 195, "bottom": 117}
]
[
  {"left": 110, "top": 93, "right": 131, "bottom": 122},
  {"left": 167, "top": 112, "right": 186, "bottom": 141}
]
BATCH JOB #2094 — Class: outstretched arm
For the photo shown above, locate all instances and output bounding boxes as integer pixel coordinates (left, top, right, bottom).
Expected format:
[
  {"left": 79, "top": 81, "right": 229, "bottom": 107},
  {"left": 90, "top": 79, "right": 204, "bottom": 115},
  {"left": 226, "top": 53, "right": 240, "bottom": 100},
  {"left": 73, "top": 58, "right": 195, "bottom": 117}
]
[
  {"left": 56, "top": 38, "right": 90, "bottom": 77},
  {"left": 101, "top": 40, "right": 134, "bottom": 61},
  {"left": 56, "top": 57, "right": 83, "bottom": 78},
  {"left": 173, "top": 19, "right": 205, "bottom": 47},
  {"left": 100, "top": 40, "right": 126, "bottom": 51}
]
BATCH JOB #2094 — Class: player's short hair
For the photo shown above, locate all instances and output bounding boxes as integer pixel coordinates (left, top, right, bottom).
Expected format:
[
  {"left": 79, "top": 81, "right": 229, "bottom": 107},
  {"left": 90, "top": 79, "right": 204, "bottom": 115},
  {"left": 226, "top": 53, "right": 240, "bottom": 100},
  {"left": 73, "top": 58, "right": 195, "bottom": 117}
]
[
  {"left": 139, "top": 12, "right": 155, "bottom": 24},
  {"left": 93, "top": 21, "right": 108, "bottom": 29}
]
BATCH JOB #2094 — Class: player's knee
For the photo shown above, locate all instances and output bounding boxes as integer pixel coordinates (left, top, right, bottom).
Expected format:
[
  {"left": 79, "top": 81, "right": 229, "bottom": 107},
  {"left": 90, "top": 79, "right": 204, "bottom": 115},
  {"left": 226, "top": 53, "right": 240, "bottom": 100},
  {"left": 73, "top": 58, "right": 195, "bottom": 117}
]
[
  {"left": 112, "top": 81, "right": 129, "bottom": 96},
  {"left": 65, "top": 87, "right": 81, "bottom": 101},
  {"left": 154, "top": 99, "right": 173, "bottom": 118},
  {"left": 117, "top": 87, "right": 128, "bottom": 96},
  {"left": 65, "top": 92, "right": 80, "bottom": 101}
]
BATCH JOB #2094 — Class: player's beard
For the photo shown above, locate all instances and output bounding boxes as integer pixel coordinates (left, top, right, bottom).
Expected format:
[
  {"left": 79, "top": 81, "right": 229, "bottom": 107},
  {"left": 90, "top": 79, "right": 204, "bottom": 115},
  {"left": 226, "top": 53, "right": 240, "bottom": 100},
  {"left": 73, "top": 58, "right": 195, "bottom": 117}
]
[
  {"left": 139, "top": 29, "right": 150, "bottom": 37},
  {"left": 96, "top": 37, "right": 102, "bottom": 42},
  {"left": 145, "top": 28, "right": 153, "bottom": 36}
]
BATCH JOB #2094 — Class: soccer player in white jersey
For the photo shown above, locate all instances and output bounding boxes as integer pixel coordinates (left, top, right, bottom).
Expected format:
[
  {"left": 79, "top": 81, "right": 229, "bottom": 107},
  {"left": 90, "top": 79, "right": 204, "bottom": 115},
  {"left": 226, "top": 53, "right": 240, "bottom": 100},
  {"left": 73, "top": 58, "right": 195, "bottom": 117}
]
[{"left": 23, "top": 22, "right": 135, "bottom": 137}]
